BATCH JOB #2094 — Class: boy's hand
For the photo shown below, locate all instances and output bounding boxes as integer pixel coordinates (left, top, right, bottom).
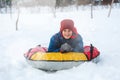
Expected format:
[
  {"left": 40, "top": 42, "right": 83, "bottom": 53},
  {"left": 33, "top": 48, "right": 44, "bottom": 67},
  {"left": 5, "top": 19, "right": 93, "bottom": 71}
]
[{"left": 60, "top": 43, "right": 73, "bottom": 53}]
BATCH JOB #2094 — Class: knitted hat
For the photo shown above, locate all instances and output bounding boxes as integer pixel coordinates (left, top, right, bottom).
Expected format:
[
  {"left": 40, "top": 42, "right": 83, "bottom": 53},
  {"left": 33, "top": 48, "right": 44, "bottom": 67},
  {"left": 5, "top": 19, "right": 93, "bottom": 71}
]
[
  {"left": 60, "top": 19, "right": 74, "bottom": 32},
  {"left": 60, "top": 19, "right": 78, "bottom": 39}
]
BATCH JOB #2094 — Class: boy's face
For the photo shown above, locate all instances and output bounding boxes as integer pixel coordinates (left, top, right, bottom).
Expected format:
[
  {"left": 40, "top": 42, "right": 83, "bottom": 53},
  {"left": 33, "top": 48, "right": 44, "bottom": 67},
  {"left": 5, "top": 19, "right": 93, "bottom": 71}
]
[{"left": 62, "top": 29, "right": 73, "bottom": 39}]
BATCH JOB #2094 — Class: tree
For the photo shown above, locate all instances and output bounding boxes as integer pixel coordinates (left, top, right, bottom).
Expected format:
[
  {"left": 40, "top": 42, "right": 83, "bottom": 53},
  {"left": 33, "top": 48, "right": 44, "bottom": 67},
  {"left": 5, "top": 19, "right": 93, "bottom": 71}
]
[{"left": 0, "top": 0, "right": 12, "bottom": 13}]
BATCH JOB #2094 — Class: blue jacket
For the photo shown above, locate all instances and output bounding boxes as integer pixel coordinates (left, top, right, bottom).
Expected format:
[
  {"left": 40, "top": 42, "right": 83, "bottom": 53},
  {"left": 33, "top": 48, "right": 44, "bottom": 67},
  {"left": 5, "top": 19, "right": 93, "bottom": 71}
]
[{"left": 48, "top": 32, "right": 84, "bottom": 52}]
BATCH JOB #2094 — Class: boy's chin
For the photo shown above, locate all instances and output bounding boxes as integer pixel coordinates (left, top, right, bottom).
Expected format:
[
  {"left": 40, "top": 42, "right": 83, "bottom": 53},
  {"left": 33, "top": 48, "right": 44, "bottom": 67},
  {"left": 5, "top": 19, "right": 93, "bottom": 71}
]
[{"left": 64, "top": 36, "right": 71, "bottom": 39}]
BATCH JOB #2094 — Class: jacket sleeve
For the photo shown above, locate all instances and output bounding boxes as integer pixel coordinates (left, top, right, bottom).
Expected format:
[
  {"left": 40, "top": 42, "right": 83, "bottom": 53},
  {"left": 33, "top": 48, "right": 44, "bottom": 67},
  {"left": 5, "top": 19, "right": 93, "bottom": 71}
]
[
  {"left": 72, "top": 35, "right": 84, "bottom": 52},
  {"left": 48, "top": 35, "right": 60, "bottom": 52}
]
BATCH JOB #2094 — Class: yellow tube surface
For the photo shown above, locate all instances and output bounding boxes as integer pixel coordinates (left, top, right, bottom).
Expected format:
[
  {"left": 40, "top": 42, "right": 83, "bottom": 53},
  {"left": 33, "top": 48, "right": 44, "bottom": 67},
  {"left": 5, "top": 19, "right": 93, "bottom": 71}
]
[{"left": 30, "top": 52, "right": 88, "bottom": 61}]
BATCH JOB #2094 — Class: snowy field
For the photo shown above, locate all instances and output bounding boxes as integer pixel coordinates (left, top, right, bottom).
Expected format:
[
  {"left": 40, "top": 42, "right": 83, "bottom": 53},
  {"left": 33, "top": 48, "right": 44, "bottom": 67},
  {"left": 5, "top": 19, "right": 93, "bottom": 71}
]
[{"left": 0, "top": 6, "right": 120, "bottom": 80}]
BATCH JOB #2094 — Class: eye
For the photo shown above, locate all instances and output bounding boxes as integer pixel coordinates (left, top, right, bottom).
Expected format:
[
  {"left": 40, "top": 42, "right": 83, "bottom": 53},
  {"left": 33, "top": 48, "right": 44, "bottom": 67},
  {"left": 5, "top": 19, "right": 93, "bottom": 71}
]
[
  {"left": 63, "top": 29, "right": 67, "bottom": 32},
  {"left": 68, "top": 29, "right": 72, "bottom": 32}
]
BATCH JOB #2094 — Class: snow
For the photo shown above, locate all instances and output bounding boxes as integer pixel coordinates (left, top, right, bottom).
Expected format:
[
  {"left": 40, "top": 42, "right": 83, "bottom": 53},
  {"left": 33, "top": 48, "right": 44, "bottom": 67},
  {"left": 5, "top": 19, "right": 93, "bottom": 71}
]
[{"left": 0, "top": 6, "right": 120, "bottom": 80}]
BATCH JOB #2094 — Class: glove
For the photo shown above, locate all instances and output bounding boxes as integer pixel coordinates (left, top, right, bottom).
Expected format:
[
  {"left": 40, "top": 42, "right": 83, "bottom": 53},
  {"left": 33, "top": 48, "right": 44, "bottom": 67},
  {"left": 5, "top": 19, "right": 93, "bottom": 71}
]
[{"left": 60, "top": 43, "right": 73, "bottom": 53}]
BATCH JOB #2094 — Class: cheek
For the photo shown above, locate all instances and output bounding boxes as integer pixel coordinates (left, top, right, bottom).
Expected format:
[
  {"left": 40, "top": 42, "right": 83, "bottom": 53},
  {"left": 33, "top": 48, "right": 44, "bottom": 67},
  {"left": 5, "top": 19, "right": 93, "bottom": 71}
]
[
  {"left": 67, "top": 32, "right": 72, "bottom": 36},
  {"left": 62, "top": 32, "right": 66, "bottom": 35},
  {"left": 69, "top": 32, "right": 73, "bottom": 36}
]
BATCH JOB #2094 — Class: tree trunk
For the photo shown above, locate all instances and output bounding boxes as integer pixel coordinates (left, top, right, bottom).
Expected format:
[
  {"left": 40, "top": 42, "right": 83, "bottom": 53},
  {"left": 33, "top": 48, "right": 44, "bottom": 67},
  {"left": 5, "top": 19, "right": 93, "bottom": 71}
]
[{"left": 108, "top": 0, "right": 115, "bottom": 17}]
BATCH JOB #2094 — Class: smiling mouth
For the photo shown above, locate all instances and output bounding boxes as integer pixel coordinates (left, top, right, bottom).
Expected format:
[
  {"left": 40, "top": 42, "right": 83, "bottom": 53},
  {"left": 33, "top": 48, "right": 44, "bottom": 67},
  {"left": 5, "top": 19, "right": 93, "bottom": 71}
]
[{"left": 65, "top": 35, "right": 70, "bottom": 37}]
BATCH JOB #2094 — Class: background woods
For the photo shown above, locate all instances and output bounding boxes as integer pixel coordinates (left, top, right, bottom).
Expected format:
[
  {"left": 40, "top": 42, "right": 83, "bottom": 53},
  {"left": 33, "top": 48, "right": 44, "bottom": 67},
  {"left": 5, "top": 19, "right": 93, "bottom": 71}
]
[{"left": 0, "top": 0, "right": 120, "bottom": 13}]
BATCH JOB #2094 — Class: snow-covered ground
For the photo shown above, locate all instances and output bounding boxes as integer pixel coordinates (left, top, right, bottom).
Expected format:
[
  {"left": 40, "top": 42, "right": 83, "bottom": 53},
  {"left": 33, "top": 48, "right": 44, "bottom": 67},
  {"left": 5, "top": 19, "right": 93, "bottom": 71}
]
[{"left": 0, "top": 6, "right": 120, "bottom": 80}]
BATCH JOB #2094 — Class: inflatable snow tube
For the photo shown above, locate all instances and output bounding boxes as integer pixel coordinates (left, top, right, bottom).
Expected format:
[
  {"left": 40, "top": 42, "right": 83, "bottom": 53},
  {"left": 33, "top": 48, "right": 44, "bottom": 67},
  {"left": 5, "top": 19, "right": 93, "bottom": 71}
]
[{"left": 24, "top": 45, "right": 100, "bottom": 71}]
